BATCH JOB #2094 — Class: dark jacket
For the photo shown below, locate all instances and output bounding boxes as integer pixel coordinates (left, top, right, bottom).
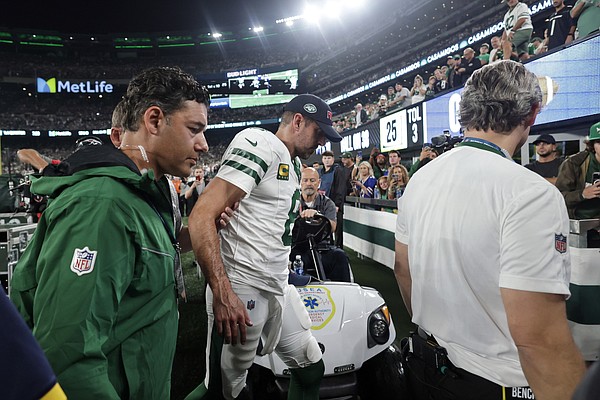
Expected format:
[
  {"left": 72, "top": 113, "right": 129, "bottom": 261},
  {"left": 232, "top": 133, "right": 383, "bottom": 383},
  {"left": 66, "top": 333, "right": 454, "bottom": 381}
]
[
  {"left": 555, "top": 150, "right": 592, "bottom": 218},
  {"left": 11, "top": 146, "right": 178, "bottom": 399},
  {"left": 331, "top": 165, "right": 354, "bottom": 208}
]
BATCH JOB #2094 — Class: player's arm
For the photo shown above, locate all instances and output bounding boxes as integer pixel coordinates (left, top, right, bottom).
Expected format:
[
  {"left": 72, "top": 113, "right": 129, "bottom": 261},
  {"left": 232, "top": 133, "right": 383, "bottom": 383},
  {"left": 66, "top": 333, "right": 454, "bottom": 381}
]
[
  {"left": 501, "top": 289, "right": 585, "bottom": 399},
  {"left": 178, "top": 204, "right": 237, "bottom": 253},
  {"left": 188, "top": 177, "right": 252, "bottom": 345},
  {"left": 394, "top": 240, "right": 412, "bottom": 317}
]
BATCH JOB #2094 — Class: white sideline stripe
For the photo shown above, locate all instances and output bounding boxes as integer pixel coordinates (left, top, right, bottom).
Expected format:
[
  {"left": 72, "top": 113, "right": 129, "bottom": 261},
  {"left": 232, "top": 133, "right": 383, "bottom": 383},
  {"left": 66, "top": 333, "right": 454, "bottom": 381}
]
[
  {"left": 343, "top": 204, "right": 397, "bottom": 232},
  {"left": 570, "top": 247, "right": 600, "bottom": 285},
  {"left": 569, "top": 321, "right": 600, "bottom": 361},
  {"left": 345, "top": 233, "right": 395, "bottom": 270}
]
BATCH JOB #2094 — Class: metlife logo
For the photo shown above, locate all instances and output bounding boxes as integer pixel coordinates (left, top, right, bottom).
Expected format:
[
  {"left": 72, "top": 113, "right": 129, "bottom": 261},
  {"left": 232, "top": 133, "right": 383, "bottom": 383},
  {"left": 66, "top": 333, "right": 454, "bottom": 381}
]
[{"left": 37, "top": 77, "right": 114, "bottom": 94}]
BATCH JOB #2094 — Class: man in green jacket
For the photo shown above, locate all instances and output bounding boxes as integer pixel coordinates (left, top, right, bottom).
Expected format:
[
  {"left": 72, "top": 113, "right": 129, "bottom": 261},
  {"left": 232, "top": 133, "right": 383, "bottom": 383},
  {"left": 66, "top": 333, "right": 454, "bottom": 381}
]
[
  {"left": 556, "top": 121, "right": 600, "bottom": 220},
  {"left": 10, "top": 66, "right": 211, "bottom": 399}
]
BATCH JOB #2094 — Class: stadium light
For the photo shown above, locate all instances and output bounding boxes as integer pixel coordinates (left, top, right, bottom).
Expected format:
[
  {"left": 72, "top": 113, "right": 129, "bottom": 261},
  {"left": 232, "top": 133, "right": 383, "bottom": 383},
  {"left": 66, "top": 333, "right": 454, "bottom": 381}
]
[
  {"left": 303, "top": 4, "right": 321, "bottom": 24},
  {"left": 253, "top": 26, "right": 264, "bottom": 33},
  {"left": 323, "top": 1, "right": 341, "bottom": 19},
  {"left": 212, "top": 32, "right": 223, "bottom": 38},
  {"left": 275, "top": 15, "right": 304, "bottom": 24},
  {"left": 347, "top": 0, "right": 365, "bottom": 9}
]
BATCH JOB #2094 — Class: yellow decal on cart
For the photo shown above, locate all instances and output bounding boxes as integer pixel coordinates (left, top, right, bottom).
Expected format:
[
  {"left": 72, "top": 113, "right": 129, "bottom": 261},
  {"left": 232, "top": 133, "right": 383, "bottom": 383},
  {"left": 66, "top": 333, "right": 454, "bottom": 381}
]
[{"left": 297, "top": 285, "right": 336, "bottom": 330}]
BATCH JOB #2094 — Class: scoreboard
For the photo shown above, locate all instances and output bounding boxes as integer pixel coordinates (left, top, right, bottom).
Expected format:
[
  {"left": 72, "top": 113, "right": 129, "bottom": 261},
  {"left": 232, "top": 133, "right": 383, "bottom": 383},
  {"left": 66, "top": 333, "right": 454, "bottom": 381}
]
[
  {"left": 197, "top": 66, "right": 299, "bottom": 109},
  {"left": 378, "top": 102, "right": 426, "bottom": 152}
]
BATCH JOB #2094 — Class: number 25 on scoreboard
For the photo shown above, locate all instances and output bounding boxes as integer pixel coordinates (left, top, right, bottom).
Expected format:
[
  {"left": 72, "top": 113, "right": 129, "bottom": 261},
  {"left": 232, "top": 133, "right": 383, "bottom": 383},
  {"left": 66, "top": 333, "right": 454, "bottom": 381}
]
[{"left": 379, "top": 110, "right": 407, "bottom": 152}]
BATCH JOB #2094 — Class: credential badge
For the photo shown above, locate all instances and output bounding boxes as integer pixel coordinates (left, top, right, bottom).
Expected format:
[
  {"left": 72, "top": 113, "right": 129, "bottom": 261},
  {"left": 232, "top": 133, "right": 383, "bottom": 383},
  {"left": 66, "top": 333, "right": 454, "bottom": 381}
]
[{"left": 70, "top": 246, "right": 98, "bottom": 276}]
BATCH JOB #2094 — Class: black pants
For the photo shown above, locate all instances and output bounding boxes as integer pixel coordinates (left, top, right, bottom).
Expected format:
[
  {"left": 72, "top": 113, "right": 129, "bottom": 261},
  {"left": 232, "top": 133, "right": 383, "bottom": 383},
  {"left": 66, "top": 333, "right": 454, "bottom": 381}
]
[
  {"left": 402, "top": 338, "right": 534, "bottom": 400},
  {"left": 334, "top": 208, "right": 344, "bottom": 248},
  {"left": 292, "top": 247, "right": 352, "bottom": 282}
]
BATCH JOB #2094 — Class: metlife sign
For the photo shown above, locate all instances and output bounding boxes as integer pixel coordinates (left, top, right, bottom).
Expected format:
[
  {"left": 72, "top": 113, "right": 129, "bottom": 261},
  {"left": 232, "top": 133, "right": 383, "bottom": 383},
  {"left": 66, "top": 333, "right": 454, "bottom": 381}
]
[{"left": 37, "top": 77, "right": 114, "bottom": 94}]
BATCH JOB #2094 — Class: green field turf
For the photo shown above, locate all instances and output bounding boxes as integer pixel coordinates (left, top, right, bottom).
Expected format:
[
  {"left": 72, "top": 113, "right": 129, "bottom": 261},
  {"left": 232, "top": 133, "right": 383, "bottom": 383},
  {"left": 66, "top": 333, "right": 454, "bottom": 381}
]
[
  {"left": 228, "top": 93, "right": 295, "bottom": 109},
  {"left": 171, "top": 247, "right": 414, "bottom": 399}
]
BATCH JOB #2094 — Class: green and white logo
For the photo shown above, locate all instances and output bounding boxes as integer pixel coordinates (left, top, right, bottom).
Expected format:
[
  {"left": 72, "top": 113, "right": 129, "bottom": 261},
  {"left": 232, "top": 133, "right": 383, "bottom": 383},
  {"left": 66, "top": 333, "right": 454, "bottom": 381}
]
[
  {"left": 37, "top": 77, "right": 114, "bottom": 94},
  {"left": 303, "top": 103, "right": 317, "bottom": 113},
  {"left": 37, "top": 77, "right": 57, "bottom": 93}
]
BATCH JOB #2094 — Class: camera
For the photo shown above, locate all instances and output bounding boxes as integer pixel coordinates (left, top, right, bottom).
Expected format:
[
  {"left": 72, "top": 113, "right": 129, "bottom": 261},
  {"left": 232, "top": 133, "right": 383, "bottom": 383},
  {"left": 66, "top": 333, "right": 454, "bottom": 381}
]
[
  {"left": 593, "top": 172, "right": 600, "bottom": 185},
  {"left": 430, "top": 129, "right": 463, "bottom": 153}
]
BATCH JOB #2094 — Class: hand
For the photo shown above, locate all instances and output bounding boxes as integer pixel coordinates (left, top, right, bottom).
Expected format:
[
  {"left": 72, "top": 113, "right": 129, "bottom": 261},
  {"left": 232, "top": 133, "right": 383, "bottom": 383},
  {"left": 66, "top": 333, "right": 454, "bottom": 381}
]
[
  {"left": 216, "top": 201, "right": 239, "bottom": 230},
  {"left": 300, "top": 209, "right": 319, "bottom": 219},
  {"left": 582, "top": 183, "right": 600, "bottom": 200},
  {"left": 419, "top": 148, "right": 430, "bottom": 160},
  {"left": 212, "top": 287, "right": 253, "bottom": 345}
]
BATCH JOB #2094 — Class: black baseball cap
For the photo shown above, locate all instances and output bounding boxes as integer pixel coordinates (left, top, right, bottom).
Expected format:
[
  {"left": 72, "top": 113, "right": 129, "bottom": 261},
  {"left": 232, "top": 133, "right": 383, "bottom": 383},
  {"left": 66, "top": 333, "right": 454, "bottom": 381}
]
[
  {"left": 532, "top": 133, "right": 556, "bottom": 145},
  {"left": 284, "top": 94, "right": 342, "bottom": 143}
]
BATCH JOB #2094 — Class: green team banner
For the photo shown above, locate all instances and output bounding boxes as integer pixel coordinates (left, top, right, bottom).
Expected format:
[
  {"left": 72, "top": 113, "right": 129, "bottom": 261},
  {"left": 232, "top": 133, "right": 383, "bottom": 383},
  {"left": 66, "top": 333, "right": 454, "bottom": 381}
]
[
  {"left": 567, "top": 246, "right": 600, "bottom": 361},
  {"left": 343, "top": 205, "right": 396, "bottom": 269}
]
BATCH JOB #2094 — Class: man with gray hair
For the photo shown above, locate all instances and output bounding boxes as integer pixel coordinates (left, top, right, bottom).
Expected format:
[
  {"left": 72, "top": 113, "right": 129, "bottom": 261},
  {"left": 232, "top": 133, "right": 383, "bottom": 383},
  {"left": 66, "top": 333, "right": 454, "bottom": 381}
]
[
  {"left": 355, "top": 103, "right": 368, "bottom": 127},
  {"left": 395, "top": 61, "right": 585, "bottom": 399}
]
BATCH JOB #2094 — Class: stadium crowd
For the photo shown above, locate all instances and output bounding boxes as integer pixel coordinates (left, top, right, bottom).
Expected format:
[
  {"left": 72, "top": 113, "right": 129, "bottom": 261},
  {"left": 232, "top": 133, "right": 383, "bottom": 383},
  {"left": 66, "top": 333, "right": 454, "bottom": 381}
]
[{"left": 2, "top": 0, "right": 595, "bottom": 137}]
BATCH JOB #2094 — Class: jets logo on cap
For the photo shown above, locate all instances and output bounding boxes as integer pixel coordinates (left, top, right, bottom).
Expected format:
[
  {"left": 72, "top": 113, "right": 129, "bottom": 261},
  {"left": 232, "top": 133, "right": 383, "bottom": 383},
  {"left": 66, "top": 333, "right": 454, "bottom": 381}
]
[{"left": 303, "top": 103, "right": 317, "bottom": 113}]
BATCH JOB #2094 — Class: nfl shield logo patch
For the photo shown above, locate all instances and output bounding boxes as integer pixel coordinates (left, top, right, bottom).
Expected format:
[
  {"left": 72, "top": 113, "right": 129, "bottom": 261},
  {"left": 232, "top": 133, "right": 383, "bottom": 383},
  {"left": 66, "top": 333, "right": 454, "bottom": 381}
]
[
  {"left": 247, "top": 300, "right": 256, "bottom": 311},
  {"left": 70, "top": 247, "right": 98, "bottom": 276},
  {"left": 555, "top": 234, "right": 567, "bottom": 254}
]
